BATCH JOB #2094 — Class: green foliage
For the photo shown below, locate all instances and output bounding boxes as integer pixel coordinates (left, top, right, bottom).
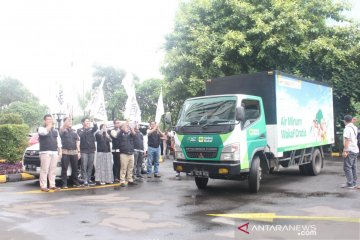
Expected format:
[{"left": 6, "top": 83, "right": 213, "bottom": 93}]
[
  {"left": 0, "top": 124, "right": 29, "bottom": 163},
  {"left": 0, "top": 113, "right": 24, "bottom": 125},
  {"left": 92, "top": 65, "right": 127, "bottom": 120},
  {"left": 0, "top": 77, "right": 37, "bottom": 108},
  {"left": 136, "top": 79, "right": 165, "bottom": 122},
  {"left": 2, "top": 101, "right": 48, "bottom": 131},
  {"left": 163, "top": 0, "right": 360, "bottom": 121}
]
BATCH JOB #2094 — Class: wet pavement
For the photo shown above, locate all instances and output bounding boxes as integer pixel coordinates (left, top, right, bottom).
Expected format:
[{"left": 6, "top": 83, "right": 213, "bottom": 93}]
[{"left": 0, "top": 156, "right": 359, "bottom": 240}]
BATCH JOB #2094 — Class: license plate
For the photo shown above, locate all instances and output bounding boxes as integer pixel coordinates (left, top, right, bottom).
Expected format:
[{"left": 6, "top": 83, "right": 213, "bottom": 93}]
[{"left": 192, "top": 170, "right": 209, "bottom": 177}]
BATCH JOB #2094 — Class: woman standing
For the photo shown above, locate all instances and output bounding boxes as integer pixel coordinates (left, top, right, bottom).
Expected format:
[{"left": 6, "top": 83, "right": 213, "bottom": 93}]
[{"left": 95, "top": 124, "right": 114, "bottom": 185}]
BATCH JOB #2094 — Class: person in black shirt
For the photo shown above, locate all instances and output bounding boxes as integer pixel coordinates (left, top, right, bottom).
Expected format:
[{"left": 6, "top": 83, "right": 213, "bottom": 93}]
[
  {"left": 147, "top": 121, "right": 164, "bottom": 178},
  {"left": 59, "top": 117, "right": 81, "bottom": 188},
  {"left": 119, "top": 122, "right": 136, "bottom": 186},
  {"left": 95, "top": 123, "right": 114, "bottom": 184},
  {"left": 77, "top": 117, "right": 98, "bottom": 186},
  {"left": 133, "top": 124, "right": 145, "bottom": 179},
  {"left": 110, "top": 119, "right": 122, "bottom": 182}
]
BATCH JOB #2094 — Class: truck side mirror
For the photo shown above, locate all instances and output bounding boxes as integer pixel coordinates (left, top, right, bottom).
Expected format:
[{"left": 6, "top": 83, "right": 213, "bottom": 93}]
[
  {"left": 236, "top": 106, "right": 245, "bottom": 121},
  {"left": 164, "top": 112, "right": 172, "bottom": 124}
]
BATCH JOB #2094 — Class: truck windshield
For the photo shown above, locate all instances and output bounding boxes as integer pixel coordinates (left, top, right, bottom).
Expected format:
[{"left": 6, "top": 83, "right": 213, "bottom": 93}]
[{"left": 176, "top": 96, "right": 236, "bottom": 134}]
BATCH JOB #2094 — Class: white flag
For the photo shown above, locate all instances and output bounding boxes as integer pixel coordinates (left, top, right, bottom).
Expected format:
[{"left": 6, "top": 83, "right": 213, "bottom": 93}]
[
  {"left": 155, "top": 88, "right": 164, "bottom": 123},
  {"left": 122, "top": 72, "right": 141, "bottom": 123},
  {"left": 86, "top": 78, "right": 108, "bottom": 121}
]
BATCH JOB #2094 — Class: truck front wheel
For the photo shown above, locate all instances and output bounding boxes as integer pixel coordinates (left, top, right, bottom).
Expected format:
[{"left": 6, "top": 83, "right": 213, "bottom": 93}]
[
  {"left": 195, "top": 177, "right": 208, "bottom": 189},
  {"left": 249, "top": 156, "right": 261, "bottom": 193}
]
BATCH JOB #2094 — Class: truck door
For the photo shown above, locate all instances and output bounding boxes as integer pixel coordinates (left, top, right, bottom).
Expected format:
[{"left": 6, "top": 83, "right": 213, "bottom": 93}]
[{"left": 241, "top": 99, "right": 267, "bottom": 162}]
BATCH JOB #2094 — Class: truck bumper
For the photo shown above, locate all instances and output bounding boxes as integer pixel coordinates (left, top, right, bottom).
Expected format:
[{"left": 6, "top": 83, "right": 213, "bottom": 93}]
[{"left": 173, "top": 160, "right": 242, "bottom": 176}]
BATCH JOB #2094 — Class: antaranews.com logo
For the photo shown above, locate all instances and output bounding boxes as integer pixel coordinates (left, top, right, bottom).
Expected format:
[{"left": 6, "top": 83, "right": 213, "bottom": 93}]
[{"left": 238, "top": 222, "right": 317, "bottom": 237}]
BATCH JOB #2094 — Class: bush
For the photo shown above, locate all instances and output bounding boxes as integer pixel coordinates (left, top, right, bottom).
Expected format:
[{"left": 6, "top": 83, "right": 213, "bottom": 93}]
[
  {"left": 0, "top": 113, "right": 24, "bottom": 124},
  {"left": 0, "top": 124, "right": 29, "bottom": 163}
]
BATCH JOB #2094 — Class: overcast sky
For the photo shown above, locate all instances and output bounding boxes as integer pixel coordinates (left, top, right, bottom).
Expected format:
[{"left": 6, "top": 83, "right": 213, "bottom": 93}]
[{"left": 0, "top": 0, "right": 359, "bottom": 113}]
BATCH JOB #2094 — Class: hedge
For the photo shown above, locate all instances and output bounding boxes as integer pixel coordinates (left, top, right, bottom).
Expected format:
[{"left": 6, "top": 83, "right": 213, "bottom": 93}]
[
  {"left": 0, "top": 113, "right": 24, "bottom": 124},
  {"left": 0, "top": 124, "right": 29, "bottom": 163}
]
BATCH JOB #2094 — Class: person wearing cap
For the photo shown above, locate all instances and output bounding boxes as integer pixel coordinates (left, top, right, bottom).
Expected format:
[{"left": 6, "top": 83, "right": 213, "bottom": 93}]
[{"left": 341, "top": 115, "right": 359, "bottom": 189}]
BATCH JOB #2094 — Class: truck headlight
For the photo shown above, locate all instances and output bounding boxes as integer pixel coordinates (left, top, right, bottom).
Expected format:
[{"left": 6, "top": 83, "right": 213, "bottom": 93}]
[
  {"left": 175, "top": 144, "right": 185, "bottom": 159},
  {"left": 220, "top": 143, "right": 240, "bottom": 161}
]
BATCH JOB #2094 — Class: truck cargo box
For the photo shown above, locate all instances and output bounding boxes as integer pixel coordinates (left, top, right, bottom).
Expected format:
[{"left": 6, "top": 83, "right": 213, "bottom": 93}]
[{"left": 206, "top": 71, "right": 334, "bottom": 155}]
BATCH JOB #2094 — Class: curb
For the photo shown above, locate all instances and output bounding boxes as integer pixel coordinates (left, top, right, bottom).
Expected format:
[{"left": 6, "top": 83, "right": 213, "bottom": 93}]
[{"left": 0, "top": 173, "right": 35, "bottom": 183}]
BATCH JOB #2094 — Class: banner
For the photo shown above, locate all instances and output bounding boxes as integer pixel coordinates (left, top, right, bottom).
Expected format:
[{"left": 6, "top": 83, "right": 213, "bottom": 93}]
[
  {"left": 85, "top": 78, "right": 108, "bottom": 121},
  {"left": 122, "top": 73, "right": 141, "bottom": 123},
  {"left": 155, "top": 87, "right": 164, "bottom": 123}
]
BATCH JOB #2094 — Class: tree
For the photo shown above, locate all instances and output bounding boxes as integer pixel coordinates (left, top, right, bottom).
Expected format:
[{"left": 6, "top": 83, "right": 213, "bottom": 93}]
[
  {"left": 162, "top": 0, "right": 360, "bottom": 121},
  {"left": 0, "top": 77, "right": 37, "bottom": 108},
  {"left": 2, "top": 101, "right": 48, "bottom": 131},
  {"left": 136, "top": 78, "right": 165, "bottom": 122},
  {"left": 91, "top": 65, "right": 127, "bottom": 120}
]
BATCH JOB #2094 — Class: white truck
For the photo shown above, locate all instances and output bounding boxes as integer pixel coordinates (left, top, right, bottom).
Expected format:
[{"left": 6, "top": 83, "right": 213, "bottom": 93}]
[{"left": 173, "top": 71, "right": 334, "bottom": 192}]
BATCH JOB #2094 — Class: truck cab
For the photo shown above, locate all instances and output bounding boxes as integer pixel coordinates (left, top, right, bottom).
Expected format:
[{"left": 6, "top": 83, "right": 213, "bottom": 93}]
[{"left": 173, "top": 94, "right": 266, "bottom": 192}]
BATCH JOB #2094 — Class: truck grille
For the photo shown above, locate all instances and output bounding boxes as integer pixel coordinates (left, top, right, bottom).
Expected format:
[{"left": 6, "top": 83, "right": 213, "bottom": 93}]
[{"left": 185, "top": 147, "right": 217, "bottom": 159}]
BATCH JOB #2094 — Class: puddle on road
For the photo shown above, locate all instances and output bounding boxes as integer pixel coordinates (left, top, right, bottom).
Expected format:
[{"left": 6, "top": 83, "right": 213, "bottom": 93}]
[
  {"left": 100, "top": 208, "right": 182, "bottom": 231},
  {"left": 280, "top": 191, "right": 346, "bottom": 198}
]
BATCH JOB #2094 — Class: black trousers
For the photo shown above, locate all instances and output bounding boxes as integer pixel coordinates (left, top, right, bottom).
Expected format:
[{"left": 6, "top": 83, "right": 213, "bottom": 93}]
[
  {"left": 112, "top": 152, "right": 121, "bottom": 180},
  {"left": 61, "top": 154, "right": 79, "bottom": 186}
]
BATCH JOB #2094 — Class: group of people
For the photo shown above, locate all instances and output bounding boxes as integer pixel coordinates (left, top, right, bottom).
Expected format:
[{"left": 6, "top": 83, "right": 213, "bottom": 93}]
[{"left": 37, "top": 114, "right": 167, "bottom": 192}]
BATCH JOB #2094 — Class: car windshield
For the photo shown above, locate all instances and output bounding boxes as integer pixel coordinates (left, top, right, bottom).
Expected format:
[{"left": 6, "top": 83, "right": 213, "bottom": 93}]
[{"left": 176, "top": 96, "right": 236, "bottom": 130}]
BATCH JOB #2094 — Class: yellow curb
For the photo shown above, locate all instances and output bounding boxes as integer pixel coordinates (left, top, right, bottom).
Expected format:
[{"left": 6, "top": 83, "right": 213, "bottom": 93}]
[
  {"left": 331, "top": 152, "right": 340, "bottom": 157},
  {"left": 0, "top": 175, "right": 7, "bottom": 183},
  {"left": 20, "top": 173, "right": 35, "bottom": 180},
  {"left": 17, "top": 183, "right": 121, "bottom": 194}
]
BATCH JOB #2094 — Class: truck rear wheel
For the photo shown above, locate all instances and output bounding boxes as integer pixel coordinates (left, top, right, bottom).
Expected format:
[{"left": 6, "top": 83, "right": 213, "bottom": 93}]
[
  {"left": 302, "top": 148, "right": 322, "bottom": 176},
  {"left": 195, "top": 177, "right": 208, "bottom": 189},
  {"left": 248, "top": 156, "right": 261, "bottom": 193}
]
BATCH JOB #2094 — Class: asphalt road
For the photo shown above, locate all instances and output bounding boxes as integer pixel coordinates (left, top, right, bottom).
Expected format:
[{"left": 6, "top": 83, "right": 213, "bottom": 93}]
[{"left": 0, "top": 156, "right": 359, "bottom": 240}]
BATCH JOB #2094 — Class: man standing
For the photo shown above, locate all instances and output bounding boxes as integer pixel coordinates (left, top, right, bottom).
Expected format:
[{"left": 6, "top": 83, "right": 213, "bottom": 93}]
[
  {"left": 77, "top": 118, "right": 98, "bottom": 186},
  {"left": 110, "top": 119, "right": 121, "bottom": 182},
  {"left": 342, "top": 115, "right": 359, "bottom": 189},
  {"left": 147, "top": 121, "right": 163, "bottom": 178},
  {"left": 119, "top": 122, "right": 136, "bottom": 187},
  {"left": 59, "top": 117, "right": 81, "bottom": 188},
  {"left": 133, "top": 124, "right": 145, "bottom": 180},
  {"left": 38, "top": 114, "right": 62, "bottom": 192}
]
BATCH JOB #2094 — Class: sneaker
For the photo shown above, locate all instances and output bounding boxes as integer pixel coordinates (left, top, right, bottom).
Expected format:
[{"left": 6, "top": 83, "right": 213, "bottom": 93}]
[
  {"left": 84, "top": 182, "right": 89, "bottom": 187},
  {"left": 175, "top": 172, "right": 180, "bottom": 177},
  {"left": 147, "top": 174, "right": 152, "bottom": 178},
  {"left": 154, "top": 173, "right": 161, "bottom": 178},
  {"left": 62, "top": 185, "right": 68, "bottom": 189},
  {"left": 89, "top": 181, "right": 96, "bottom": 186},
  {"left": 41, "top": 188, "right": 49, "bottom": 192},
  {"left": 137, "top": 175, "right": 144, "bottom": 179},
  {"left": 73, "top": 184, "right": 82, "bottom": 188},
  {"left": 100, "top": 182, "right": 106, "bottom": 185},
  {"left": 341, "top": 184, "right": 355, "bottom": 189},
  {"left": 114, "top": 179, "right": 120, "bottom": 182},
  {"left": 128, "top": 181, "right": 138, "bottom": 185}
]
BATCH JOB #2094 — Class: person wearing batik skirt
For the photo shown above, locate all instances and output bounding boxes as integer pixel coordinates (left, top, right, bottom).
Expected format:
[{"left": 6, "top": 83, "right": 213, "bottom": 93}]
[{"left": 95, "top": 123, "right": 114, "bottom": 185}]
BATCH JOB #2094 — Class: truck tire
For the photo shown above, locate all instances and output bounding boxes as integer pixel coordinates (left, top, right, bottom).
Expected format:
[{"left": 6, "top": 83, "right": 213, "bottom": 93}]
[
  {"left": 195, "top": 177, "right": 208, "bottom": 189},
  {"left": 248, "top": 156, "right": 261, "bottom": 193},
  {"left": 303, "top": 148, "right": 322, "bottom": 176},
  {"left": 299, "top": 165, "right": 307, "bottom": 175}
]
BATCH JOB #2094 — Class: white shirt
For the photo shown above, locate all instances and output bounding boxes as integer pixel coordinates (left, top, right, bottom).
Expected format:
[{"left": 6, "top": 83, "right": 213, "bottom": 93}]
[{"left": 343, "top": 123, "right": 359, "bottom": 153}]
